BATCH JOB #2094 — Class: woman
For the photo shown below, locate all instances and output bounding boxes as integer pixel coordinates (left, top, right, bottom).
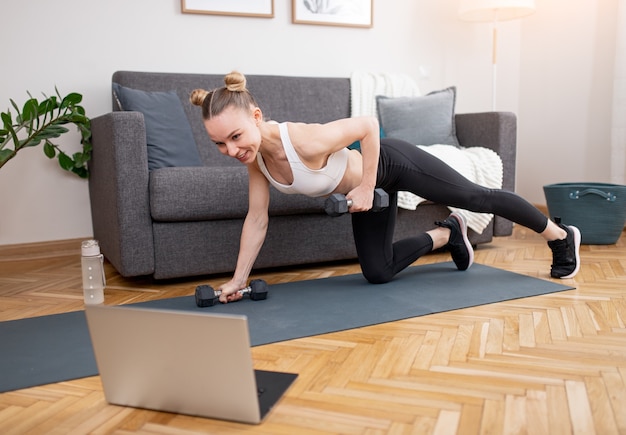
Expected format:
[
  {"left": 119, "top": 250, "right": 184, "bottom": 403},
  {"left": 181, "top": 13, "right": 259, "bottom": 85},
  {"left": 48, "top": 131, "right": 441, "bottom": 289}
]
[{"left": 190, "top": 72, "right": 580, "bottom": 303}]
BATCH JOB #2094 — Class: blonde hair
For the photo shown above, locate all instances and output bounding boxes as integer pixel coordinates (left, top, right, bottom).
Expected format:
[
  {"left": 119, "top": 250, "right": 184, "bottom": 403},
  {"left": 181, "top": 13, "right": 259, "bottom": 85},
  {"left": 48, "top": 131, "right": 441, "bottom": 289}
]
[{"left": 190, "top": 71, "right": 258, "bottom": 120}]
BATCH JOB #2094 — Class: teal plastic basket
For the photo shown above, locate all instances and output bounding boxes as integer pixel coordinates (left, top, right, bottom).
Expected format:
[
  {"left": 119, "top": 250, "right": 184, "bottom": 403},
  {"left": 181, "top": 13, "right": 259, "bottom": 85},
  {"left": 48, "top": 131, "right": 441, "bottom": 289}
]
[{"left": 543, "top": 182, "right": 626, "bottom": 244}]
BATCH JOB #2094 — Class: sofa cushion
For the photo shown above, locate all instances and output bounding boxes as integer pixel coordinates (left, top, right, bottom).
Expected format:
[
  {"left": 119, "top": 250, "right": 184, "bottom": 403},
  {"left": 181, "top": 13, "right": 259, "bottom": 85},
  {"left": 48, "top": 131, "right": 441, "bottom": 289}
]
[
  {"left": 149, "top": 166, "right": 327, "bottom": 221},
  {"left": 376, "top": 87, "right": 460, "bottom": 147},
  {"left": 112, "top": 83, "right": 203, "bottom": 170}
]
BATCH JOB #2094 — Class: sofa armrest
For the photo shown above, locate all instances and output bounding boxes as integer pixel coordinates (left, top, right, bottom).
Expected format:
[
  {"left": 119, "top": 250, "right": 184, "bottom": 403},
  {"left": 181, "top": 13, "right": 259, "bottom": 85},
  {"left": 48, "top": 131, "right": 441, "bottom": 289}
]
[
  {"left": 88, "top": 111, "right": 155, "bottom": 276},
  {"left": 455, "top": 112, "right": 517, "bottom": 236},
  {"left": 455, "top": 112, "right": 516, "bottom": 191}
]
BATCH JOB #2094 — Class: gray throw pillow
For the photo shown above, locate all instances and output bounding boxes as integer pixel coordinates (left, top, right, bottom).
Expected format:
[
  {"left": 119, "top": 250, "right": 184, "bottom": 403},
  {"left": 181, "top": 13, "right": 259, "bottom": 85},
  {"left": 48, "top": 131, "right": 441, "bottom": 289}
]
[
  {"left": 112, "top": 83, "right": 203, "bottom": 170},
  {"left": 376, "top": 87, "right": 460, "bottom": 147}
]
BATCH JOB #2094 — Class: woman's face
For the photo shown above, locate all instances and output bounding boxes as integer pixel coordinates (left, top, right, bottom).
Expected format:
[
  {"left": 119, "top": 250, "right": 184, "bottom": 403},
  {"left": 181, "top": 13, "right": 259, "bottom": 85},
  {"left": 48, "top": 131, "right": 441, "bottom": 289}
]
[{"left": 204, "top": 105, "right": 262, "bottom": 165}]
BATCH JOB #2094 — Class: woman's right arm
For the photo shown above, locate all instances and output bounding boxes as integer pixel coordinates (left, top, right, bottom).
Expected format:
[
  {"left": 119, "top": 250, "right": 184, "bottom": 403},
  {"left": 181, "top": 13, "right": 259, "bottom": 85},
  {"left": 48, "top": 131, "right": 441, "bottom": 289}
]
[{"left": 218, "top": 164, "right": 270, "bottom": 303}]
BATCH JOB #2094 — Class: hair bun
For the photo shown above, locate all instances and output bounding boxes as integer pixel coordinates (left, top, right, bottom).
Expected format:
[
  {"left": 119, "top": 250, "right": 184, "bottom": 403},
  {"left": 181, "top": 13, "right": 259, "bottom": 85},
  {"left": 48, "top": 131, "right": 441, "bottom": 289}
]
[
  {"left": 224, "top": 71, "right": 247, "bottom": 92},
  {"left": 190, "top": 89, "right": 209, "bottom": 106}
]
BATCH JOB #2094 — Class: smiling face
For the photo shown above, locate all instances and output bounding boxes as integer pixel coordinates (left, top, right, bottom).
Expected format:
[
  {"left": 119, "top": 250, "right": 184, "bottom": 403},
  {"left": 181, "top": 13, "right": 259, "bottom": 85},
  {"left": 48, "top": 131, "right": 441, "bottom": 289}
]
[{"left": 204, "top": 105, "right": 263, "bottom": 165}]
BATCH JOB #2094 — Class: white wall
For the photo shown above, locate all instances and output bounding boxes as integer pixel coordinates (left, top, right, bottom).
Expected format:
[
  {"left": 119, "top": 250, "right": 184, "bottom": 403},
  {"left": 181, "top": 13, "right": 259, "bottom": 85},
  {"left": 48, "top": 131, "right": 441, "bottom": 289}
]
[
  {"left": 517, "top": 0, "right": 619, "bottom": 203},
  {"left": 0, "top": 0, "right": 617, "bottom": 245}
]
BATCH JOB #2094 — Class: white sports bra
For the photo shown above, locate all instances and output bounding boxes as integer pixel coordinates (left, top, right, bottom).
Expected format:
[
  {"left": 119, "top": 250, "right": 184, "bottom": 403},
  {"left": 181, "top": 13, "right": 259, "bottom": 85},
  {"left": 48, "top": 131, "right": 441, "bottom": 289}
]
[{"left": 256, "top": 123, "right": 349, "bottom": 197}]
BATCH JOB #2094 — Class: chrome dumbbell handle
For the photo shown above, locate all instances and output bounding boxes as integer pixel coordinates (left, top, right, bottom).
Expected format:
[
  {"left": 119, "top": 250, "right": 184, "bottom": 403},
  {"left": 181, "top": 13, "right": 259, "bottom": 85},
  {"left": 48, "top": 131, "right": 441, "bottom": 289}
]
[{"left": 213, "top": 285, "right": 252, "bottom": 298}]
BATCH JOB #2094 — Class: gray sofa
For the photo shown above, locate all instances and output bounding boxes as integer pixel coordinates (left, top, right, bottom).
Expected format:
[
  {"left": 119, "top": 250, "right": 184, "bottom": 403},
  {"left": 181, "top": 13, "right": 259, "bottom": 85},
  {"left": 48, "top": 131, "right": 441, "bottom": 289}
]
[{"left": 88, "top": 71, "right": 516, "bottom": 279}]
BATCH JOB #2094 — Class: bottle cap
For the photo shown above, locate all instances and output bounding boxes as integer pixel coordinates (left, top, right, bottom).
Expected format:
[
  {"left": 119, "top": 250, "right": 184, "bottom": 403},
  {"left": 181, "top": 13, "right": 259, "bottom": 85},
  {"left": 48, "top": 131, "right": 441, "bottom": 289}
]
[{"left": 81, "top": 239, "right": 101, "bottom": 256}]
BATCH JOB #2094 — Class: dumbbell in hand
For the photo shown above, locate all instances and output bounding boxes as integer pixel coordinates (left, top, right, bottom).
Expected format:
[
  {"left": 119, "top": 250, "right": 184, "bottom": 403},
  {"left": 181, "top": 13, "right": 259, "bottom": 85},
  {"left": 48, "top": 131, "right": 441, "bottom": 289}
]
[
  {"left": 325, "top": 188, "right": 389, "bottom": 217},
  {"left": 195, "top": 279, "right": 269, "bottom": 307}
]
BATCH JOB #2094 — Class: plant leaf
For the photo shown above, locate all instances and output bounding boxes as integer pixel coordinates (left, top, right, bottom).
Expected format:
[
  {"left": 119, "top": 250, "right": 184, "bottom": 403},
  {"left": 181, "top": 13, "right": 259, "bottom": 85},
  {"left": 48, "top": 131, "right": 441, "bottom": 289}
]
[
  {"left": 43, "top": 142, "right": 56, "bottom": 158},
  {"left": 2, "top": 90, "right": 91, "bottom": 178},
  {"left": 72, "top": 151, "right": 87, "bottom": 166},
  {"left": 21, "top": 98, "right": 39, "bottom": 123},
  {"left": 68, "top": 112, "right": 89, "bottom": 124},
  {"left": 10, "top": 98, "right": 20, "bottom": 114},
  {"left": 57, "top": 151, "right": 73, "bottom": 170},
  {"left": 1, "top": 111, "right": 12, "bottom": 128},
  {"left": 0, "top": 148, "right": 13, "bottom": 164},
  {"left": 72, "top": 166, "right": 89, "bottom": 179},
  {"left": 22, "top": 137, "right": 42, "bottom": 148},
  {"left": 1, "top": 113, "right": 19, "bottom": 149},
  {"left": 48, "top": 125, "right": 70, "bottom": 135},
  {"left": 28, "top": 131, "right": 59, "bottom": 143},
  {"left": 61, "top": 93, "right": 82, "bottom": 108},
  {"left": 39, "top": 97, "right": 57, "bottom": 117}
]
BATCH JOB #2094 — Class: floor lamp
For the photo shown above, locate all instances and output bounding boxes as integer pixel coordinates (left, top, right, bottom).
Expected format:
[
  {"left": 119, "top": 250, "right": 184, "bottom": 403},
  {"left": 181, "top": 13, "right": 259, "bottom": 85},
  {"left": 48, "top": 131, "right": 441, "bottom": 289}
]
[{"left": 458, "top": 0, "right": 536, "bottom": 111}]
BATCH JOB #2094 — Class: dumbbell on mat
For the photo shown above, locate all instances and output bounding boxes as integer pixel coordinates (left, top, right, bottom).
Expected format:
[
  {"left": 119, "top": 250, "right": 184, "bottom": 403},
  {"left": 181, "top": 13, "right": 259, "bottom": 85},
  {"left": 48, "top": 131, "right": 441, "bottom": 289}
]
[
  {"left": 325, "top": 188, "right": 389, "bottom": 217},
  {"left": 195, "top": 279, "right": 269, "bottom": 307}
]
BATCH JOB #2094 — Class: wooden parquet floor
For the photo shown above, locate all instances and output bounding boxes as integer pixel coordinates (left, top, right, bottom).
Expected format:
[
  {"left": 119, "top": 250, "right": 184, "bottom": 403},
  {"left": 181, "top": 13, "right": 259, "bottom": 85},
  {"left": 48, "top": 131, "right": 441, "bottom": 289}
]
[{"left": 1, "top": 225, "right": 625, "bottom": 434}]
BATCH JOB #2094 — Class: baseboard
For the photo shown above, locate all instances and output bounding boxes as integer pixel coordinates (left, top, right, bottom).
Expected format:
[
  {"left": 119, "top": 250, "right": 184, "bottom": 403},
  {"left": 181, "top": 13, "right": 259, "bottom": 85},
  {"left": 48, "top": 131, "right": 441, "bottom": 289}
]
[{"left": 0, "top": 238, "right": 84, "bottom": 262}]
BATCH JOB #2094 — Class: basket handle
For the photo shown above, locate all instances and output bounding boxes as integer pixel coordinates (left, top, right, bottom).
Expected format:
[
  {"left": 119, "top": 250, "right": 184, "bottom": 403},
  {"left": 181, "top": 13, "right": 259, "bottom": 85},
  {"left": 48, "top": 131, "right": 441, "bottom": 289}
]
[{"left": 569, "top": 188, "right": 617, "bottom": 202}]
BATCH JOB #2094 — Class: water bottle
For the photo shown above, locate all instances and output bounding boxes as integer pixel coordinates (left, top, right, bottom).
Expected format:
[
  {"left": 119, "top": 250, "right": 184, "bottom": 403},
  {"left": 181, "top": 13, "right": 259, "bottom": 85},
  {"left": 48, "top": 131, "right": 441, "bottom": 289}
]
[{"left": 81, "top": 239, "right": 106, "bottom": 305}]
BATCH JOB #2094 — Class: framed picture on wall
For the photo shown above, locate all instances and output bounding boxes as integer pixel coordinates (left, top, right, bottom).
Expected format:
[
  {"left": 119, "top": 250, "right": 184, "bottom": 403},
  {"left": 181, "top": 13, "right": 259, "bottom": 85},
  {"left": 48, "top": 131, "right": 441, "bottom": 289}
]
[
  {"left": 292, "top": 0, "right": 373, "bottom": 28},
  {"left": 182, "top": 0, "right": 274, "bottom": 18}
]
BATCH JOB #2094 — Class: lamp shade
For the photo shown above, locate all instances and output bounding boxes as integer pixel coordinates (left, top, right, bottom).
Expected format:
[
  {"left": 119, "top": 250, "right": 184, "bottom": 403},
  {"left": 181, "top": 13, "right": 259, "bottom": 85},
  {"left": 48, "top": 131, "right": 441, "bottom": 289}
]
[{"left": 458, "top": 0, "right": 535, "bottom": 22}]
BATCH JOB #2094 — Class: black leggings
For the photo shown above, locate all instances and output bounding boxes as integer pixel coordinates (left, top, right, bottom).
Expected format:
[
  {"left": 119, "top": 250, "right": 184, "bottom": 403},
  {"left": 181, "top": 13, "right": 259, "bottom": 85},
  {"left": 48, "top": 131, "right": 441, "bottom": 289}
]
[{"left": 352, "top": 138, "right": 549, "bottom": 284}]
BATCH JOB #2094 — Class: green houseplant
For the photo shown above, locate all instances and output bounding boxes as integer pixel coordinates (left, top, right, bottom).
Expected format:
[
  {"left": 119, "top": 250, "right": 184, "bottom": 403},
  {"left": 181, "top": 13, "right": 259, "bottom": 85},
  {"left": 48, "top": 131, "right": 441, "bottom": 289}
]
[{"left": 0, "top": 89, "right": 91, "bottom": 178}]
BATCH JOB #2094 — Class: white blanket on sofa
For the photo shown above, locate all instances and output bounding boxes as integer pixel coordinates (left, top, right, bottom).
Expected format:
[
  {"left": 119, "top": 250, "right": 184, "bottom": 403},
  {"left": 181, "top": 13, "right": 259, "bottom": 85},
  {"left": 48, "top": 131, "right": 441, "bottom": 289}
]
[
  {"left": 350, "top": 71, "right": 503, "bottom": 234},
  {"left": 350, "top": 71, "right": 421, "bottom": 117}
]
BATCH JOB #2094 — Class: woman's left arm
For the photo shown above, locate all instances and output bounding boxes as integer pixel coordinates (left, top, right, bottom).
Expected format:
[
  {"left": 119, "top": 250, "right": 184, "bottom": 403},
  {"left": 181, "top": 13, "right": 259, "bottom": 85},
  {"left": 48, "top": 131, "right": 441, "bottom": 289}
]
[
  {"left": 318, "top": 116, "right": 381, "bottom": 212},
  {"left": 348, "top": 116, "right": 380, "bottom": 211},
  {"left": 290, "top": 116, "right": 381, "bottom": 211}
]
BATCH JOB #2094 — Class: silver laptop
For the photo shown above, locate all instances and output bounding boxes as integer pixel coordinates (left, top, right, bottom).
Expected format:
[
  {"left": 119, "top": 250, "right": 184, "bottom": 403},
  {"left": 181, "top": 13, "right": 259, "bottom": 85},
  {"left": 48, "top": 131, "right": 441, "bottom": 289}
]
[{"left": 84, "top": 304, "right": 297, "bottom": 424}]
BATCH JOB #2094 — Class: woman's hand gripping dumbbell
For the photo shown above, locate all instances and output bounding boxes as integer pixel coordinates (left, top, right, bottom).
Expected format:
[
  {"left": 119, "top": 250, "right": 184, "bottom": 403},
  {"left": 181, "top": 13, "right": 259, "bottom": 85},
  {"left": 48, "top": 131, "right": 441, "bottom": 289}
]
[
  {"left": 325, "top": 188, "right": 389, "bottom": 217},
  {"left": 195, "top": 279, "right": 269, "bottom": 307}
]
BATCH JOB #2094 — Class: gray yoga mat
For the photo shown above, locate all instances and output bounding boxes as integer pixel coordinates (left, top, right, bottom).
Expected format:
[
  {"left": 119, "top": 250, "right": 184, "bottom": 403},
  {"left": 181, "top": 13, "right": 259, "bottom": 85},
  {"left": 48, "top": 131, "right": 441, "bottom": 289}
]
[{"left": 0, "top": 263, "right": 574, "bottom": 393}]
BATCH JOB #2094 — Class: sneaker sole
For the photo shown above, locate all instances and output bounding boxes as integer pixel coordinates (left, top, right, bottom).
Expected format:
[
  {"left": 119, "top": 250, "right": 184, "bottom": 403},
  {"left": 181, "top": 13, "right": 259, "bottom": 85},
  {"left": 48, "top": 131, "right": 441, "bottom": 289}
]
[
  {"left": 450, "top": 213, "right": 474, "bottom": 270},
  {"left": 559, "top": 225, "right": 581, "bottom": 279}
]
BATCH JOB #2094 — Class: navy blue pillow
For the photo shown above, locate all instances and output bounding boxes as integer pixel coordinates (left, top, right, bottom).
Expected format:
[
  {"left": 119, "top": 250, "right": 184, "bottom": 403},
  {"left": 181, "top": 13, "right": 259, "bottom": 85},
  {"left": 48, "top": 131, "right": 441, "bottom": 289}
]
[{"left": 112, "top": 83, "right": 203, "bottom": 170}]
